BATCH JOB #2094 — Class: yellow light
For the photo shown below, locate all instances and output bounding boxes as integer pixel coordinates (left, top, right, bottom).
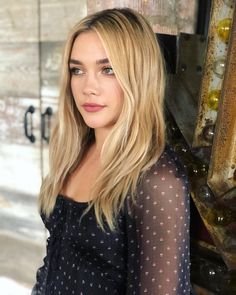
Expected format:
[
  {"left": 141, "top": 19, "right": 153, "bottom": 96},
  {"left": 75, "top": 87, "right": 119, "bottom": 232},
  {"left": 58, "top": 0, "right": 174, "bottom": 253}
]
[
  {"left": 217, "top": 18, "right": 232, "bottom": 43},
  {"left": 207, "top": 90, "right": 221, "bottom": 110}
]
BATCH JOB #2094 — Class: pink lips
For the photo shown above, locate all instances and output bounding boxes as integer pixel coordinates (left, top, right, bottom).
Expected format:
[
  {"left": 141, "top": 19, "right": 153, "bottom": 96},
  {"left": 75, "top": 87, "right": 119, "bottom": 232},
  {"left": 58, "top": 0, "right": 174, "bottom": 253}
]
[{"left": 82, "top": 103, "right": 105, "bottom": 112}]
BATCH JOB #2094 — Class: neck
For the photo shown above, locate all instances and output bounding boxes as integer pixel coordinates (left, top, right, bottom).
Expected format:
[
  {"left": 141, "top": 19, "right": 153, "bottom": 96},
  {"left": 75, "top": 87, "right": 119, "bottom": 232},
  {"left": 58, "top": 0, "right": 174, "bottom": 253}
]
[{"left": 93, "top": 127, "right": 111, "bottom": 154}]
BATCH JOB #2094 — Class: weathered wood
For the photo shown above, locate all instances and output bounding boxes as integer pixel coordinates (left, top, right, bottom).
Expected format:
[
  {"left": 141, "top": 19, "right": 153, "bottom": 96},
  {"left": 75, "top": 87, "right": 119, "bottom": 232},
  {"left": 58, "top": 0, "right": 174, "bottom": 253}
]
[
  {"left": 40, "top": 0, "right": 87, "bottom": 41},
  {"left": 0, "top": 0, "right": 38, "bottom": 42},
  {"left": 41, "top": 97, "right": 59, "bottom": 178},
  {"left": 0, "top": 96, "right": 41, "bottom": 145},
  {"left": 0, "top": 42, "right": 39, "bottom": 98},
  {"left": 0, "top": 0, "right": 87, "bottom": 42},
  {"left": 87, "top": 0, "right": 198, "bottom": 35},
  {"left": 41, "top": 41, "right": 64, "bottom": 97},
  {"left": 0, "top": 96, "right": 42, "bottom": 196}
]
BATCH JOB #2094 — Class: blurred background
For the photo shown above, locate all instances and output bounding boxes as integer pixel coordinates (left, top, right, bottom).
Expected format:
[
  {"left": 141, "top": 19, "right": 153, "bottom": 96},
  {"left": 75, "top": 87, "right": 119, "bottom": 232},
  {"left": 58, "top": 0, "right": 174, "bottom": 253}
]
[{"left": 0, "top": 1, "right": 235, "bottom": 295}]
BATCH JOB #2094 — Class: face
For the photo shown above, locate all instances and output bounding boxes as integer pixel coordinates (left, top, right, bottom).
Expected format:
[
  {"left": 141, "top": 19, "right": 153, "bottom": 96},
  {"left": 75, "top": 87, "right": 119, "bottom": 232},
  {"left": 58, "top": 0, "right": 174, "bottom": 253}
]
[{"left": 69, "top": 31, "right": 124, "bottom": 132}]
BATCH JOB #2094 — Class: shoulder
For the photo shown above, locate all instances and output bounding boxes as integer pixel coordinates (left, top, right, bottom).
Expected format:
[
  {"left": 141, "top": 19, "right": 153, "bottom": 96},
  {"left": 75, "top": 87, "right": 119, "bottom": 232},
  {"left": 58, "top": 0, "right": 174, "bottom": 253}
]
[
  {"left": 125, "top": 144, "right": 190, "bottom": 217},
  {"left": 137, "top": 146, "right": 189, "bottom": 206},
  {"left": 145, "top": 144, "right": 188, "bottom": 178},
  {"left": 125, "top": 144, "right": 190, "bottom": 214}
]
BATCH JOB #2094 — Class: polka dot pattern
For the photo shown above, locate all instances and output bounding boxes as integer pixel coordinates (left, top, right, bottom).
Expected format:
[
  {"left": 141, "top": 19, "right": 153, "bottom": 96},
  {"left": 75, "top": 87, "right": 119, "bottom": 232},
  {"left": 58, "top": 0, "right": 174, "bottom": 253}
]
[{"left": 32, "top": 145, "right": 190, "bottom": 294}]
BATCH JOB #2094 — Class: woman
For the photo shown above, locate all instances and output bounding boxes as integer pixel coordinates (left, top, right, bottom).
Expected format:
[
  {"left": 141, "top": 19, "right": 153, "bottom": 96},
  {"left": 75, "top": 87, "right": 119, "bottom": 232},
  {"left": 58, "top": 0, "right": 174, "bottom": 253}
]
[{"left": 32, "top": 7, "right": 190, "bottom": 295}]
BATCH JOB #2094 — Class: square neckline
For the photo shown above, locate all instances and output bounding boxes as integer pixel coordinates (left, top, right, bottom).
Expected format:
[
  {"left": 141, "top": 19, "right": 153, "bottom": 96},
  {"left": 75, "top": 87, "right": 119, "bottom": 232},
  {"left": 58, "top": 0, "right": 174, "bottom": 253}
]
[{"left": 57, "top": 194, "right": 90, "bottom": 206}]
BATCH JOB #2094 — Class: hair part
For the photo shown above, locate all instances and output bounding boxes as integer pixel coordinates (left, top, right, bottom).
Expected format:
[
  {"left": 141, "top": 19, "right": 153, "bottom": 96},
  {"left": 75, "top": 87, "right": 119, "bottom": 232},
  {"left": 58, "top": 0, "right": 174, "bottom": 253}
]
[{"left": 38, "top": 7, "right": 166, "bottom": 232}]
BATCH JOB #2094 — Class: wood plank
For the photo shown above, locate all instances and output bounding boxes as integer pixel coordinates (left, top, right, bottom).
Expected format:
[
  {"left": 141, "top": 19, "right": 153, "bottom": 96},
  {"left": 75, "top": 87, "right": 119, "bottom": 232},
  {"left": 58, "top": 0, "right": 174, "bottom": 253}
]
[
  {"left": 41, "top": 97, "right": 59, "bottom": 178},
  {"left": 0, "top": 42, "right": 39, "bottom": 98},
  {"left": 0, "top": 0, "right": 38, "bottom": 42},
  {"left": 40, "top": 0, "right": 87, "bottom": 41},
  {"left": 41, "top": 41, "right": 64, "bottom": 97},
  {"left": 0, "top": 96, "right": 41, "bottom": 145},
  {"left": 0, "top": 96, "right": 42, "bottom": 195}
]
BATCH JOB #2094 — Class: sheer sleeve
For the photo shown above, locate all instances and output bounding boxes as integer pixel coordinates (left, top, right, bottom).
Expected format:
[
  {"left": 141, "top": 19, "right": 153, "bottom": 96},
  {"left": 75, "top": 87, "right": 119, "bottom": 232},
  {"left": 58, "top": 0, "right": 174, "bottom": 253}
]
[{"left": 125, "top": 145, "right": 191, "bottom": 295}]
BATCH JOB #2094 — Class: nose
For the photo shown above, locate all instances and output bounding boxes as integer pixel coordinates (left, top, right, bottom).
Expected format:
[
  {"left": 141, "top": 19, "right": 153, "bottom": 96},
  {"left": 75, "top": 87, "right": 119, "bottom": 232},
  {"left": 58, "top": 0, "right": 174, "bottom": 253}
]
[{"left": 82, "top": 73, "right": 100, "bottom": 96}]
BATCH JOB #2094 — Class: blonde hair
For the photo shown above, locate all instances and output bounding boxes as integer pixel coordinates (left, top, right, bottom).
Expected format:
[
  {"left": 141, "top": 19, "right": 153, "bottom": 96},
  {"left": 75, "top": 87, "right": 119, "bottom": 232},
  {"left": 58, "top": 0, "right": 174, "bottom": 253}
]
[{"left": 38, "top": 8, "right": 166, "bottom": 232}]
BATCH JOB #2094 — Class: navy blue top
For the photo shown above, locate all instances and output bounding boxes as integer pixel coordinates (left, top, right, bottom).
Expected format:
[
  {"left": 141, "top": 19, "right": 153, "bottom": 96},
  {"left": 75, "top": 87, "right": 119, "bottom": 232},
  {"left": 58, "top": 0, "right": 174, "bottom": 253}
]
[{"left": 32, "top": 145, "right": 191, "bottom": 295}]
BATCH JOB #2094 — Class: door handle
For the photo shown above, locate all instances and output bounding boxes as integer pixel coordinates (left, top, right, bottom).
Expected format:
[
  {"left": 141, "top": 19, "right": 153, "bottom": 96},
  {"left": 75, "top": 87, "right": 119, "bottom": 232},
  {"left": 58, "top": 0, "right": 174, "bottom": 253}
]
[
  {"left": 24, "top": 105, "right": 36, "bottom": 143},
  {"left": 41, "top": 107, "right": 53, "bottom": 143}
]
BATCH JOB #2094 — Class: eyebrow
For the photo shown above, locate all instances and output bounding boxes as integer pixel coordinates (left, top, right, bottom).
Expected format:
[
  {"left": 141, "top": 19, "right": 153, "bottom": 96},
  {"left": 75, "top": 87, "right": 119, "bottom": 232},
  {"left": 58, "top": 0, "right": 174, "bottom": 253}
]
[{"left": 69, "top": 58, "right": 110, "bottom": 65}]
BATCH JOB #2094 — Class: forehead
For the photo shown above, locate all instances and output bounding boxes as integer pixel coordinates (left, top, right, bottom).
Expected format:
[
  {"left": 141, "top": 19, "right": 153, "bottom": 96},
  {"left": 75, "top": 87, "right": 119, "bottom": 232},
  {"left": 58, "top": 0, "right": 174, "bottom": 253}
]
[{"left": 70, "top": 31, "right": 108, "bottom": 60}]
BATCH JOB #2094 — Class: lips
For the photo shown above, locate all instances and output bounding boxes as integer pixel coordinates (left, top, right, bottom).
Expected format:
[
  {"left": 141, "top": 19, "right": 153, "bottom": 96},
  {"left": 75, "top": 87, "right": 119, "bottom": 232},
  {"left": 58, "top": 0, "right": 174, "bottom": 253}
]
[{"left": 82, "top": 103, "right": 105, "bottom": 112}]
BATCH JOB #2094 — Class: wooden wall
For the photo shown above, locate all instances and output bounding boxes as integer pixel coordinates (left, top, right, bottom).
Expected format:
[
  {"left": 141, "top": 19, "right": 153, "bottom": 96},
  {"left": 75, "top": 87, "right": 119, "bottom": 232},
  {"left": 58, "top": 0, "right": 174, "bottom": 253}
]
[
  {"left": 0, "top": 0, "right": 87, "bottom": 194},
  {"left": 0, "top": 0, "right": 87, "bottom": 287}
]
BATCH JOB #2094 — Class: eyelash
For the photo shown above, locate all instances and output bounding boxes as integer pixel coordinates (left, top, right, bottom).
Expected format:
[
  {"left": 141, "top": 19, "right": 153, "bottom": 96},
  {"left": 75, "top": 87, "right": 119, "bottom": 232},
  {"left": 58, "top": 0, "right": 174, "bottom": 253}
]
[
  {"left": 69, "top": 66, "right": 114, "bottom": 76},
  {"left": 69, "top": 67, "right": 83, "bottom": 75},
  {"left": 102, "top": 66, "right": 114, "bottom": 75}
]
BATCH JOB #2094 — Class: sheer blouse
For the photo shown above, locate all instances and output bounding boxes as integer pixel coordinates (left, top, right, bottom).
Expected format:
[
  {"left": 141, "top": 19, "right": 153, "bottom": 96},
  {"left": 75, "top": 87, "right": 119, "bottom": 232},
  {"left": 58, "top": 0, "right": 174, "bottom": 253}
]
[{"left": 32, "top": 144, "right": 190, "bottom": 295}]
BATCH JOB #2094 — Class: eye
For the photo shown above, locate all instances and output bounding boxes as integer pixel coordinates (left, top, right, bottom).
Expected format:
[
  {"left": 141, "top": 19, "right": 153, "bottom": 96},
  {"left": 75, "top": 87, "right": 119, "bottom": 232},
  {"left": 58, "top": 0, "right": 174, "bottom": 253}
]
[
  {"left": 102, "top": 66, "right": 114, "bottom": 75},
  {"left": 69, "top": 67, "right": 84, "bottom": 75}
]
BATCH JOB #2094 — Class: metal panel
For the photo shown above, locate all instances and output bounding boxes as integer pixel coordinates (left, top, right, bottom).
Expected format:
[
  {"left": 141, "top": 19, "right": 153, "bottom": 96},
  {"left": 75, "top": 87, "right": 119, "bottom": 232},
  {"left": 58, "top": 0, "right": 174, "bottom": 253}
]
[
  {"left": 165, "top": 0, "right": 236, "bottom": 273},
  {"left": 192, "top": 0, "right": 234, "bottom": 147},
  {"left": 166, "top": 34, "right": 207, "bottom": 145},
  {"left": 87, "top": 0, "right": 198, "bottom": 35},
  {"left": 207, "top": 5, "right": 236, "bottom": 196}
]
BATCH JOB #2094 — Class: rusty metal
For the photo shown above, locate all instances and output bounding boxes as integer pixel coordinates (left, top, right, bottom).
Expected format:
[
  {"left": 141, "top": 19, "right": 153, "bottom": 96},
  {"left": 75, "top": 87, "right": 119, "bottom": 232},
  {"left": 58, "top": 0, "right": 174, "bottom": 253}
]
[
  {"left": 207, "top": 4, "right": 236, "bottom": 196},
  {"left": 191, "top": 188, "right": 236, "bottom": 270},
  {"left": 166, "top": 33, "right": 207, "bottom": 146},
  {"left": 192, "top": 0, "right": 234, "bottom": 147},
  {"left": 188, "top": 2, "right": 236, "bottom": 273}
]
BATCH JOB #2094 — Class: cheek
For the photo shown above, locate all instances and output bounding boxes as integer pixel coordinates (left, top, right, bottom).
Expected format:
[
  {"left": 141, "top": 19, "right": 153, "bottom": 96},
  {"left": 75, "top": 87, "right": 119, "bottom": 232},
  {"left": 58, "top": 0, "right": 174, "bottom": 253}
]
[
  {"left": 116, "top": 87, "right": 124, "bottom": 111},
  {"left": 111, "top": 82, "right": 124, "bottom": 106},
  {"left": 70, "top": 81, "right": 82, "bottom": 114},
  {"left": 71, "top": 78, "right": 77, "bottom": 94},
  {"left": 70, "top": 79, "right": 82, "bottom": 103},
  {"left": 70, "top": 79, "right": 76, "bottom": 97}
]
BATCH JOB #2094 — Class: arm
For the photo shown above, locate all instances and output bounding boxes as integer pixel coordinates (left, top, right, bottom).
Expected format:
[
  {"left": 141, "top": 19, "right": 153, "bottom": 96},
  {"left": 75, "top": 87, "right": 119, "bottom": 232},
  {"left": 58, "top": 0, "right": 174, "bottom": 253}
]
[{"left": 126, "top": 147, "right": 191, "bottom": 294}]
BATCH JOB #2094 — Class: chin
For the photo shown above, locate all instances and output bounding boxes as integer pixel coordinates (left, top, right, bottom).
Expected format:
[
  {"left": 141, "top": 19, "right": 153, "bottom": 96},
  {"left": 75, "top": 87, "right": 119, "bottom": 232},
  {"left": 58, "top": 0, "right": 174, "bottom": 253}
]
[{"left": 83, "top": 120, "right": 108, "bottom": 129}]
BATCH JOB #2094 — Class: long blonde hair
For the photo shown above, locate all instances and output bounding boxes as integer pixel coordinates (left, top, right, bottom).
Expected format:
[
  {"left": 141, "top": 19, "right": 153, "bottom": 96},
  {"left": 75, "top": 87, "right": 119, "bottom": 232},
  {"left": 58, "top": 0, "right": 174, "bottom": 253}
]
[{"left": 38, "top": 8, "right": 166, "bottom": 232}]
